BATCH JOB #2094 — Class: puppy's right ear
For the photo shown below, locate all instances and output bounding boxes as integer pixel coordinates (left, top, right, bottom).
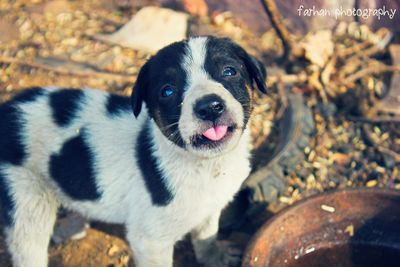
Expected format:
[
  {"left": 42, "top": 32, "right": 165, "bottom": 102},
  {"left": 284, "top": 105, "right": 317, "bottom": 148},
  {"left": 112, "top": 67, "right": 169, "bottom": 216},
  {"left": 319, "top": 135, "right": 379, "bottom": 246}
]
[{"left": 131, "top": 63, "right": 149, "bottom": 118}]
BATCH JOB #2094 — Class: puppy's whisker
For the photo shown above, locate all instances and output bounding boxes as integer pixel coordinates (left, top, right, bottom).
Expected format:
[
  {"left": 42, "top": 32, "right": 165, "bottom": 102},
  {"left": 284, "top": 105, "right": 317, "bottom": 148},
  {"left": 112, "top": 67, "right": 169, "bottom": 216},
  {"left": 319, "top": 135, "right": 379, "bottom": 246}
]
[
  {"left": 162, "top": 115, "right": 181, "bottom": 119},
  {"left": 160, "top": 122, "right": 180, "bottom": 131}
]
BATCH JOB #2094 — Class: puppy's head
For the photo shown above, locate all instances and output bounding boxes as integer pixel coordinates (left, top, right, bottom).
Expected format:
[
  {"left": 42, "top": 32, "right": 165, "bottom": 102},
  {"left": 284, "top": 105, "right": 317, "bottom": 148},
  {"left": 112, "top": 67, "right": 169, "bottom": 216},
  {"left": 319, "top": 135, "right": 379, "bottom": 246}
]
[{"left": 132, "top": 36, "right": 267, "bottom": 157}]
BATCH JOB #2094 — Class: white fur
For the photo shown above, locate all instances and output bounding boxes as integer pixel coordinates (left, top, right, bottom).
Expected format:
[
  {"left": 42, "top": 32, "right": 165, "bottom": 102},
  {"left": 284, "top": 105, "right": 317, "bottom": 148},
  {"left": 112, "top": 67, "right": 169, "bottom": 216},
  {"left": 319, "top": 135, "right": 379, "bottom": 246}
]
[
  {"left": 183, "top": 37, "right": 209, "bottom": 87},
  {"left": 1, "top": 37, "right": 254, "bottom": 267},
  {"left": 180, "top": 37, "right": 245, "bottom": 158}
]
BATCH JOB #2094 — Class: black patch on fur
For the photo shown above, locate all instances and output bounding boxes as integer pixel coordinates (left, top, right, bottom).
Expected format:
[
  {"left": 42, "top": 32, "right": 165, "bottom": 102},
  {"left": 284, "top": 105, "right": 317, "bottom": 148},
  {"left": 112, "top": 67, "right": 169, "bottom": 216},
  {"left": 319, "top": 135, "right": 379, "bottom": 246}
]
[
  {"left": 49, "top": 89, "right": 85, "bottom": 127},
  {"left": 206, "top": 37, "right": 267, "bottom": 94},
  {"left": 0, "top": 87, "right": 46, "bottom": 226},
  {"left": 0, "top": 105, "right": 26, "bottom": 166},
  {"left": 205, "top": 37, "right": 267, "bottom": 126},
  {"left": 106, "top": 94, "right": 131, "bottom": 116},
  {"left": 131, "top": 41, "right": 187, "bottom": 148},
  {"left": 136, "top": 122, "right": 174, "bottom": 206},
  {"left": 13, "top": 87, "right": 47, "bottom": 103},
  {"left": 0, "top": 88, "right": 46, "bottom": 166},
  {"left": 0, "top": 171, "right": 14, "bottom": 226},
  {"left": 49, "top": 129, "right": 101, "bottom": 200}
]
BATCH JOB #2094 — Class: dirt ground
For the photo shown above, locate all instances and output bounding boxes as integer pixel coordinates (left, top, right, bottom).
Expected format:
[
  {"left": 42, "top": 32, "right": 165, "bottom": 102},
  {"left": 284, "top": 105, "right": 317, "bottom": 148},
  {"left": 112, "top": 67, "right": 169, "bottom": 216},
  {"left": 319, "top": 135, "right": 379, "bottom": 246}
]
[{"left": 0, "top": 0, "right": 399, "bottom": 266}]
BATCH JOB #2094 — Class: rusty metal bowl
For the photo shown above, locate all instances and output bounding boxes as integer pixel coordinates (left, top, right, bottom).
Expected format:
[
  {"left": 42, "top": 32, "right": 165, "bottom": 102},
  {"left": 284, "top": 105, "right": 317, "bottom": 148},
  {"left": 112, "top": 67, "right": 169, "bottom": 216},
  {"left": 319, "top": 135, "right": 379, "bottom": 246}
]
[{"left": 242, "top": 188, "right": 400, "bottom": 267}]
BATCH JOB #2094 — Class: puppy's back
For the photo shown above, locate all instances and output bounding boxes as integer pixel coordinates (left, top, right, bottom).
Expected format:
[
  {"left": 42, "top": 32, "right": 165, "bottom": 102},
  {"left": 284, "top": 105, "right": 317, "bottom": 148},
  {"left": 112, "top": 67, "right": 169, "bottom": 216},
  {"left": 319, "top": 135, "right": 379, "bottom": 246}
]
[{"left": 0, "top": 87, "right": 142, "bottom": 200}]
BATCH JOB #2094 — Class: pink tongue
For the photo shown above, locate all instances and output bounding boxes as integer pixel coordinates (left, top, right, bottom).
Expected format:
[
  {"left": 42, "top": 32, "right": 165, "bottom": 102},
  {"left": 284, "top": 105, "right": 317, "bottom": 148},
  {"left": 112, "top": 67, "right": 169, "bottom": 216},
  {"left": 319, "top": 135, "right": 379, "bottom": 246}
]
[{"left": 202, "top": 125, "right": 228, "bottom": 141}]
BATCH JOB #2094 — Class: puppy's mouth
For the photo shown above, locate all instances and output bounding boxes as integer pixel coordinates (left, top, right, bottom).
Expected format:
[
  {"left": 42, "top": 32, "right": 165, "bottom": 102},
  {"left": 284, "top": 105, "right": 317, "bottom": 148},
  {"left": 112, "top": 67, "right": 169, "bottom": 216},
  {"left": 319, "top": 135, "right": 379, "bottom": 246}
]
[{"left": 191, "top": 124, "right": 236, "bottom": 149}]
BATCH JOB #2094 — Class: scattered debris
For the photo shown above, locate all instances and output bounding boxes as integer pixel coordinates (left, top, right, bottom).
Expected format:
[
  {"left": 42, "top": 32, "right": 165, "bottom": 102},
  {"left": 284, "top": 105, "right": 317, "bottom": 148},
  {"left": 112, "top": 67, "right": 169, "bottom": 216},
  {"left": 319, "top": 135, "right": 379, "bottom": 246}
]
[
  {"left": 49, "top": 228, "right": 132, "bottom": 267},
  {"left": 320, "top": 204, "right": 336, "bottom": 213},
  {"left": 344, "top": 224, "right": 354, "bottom": 237},
  {"left": 331, "top": 153, "right": 351, "bottom": 166}
]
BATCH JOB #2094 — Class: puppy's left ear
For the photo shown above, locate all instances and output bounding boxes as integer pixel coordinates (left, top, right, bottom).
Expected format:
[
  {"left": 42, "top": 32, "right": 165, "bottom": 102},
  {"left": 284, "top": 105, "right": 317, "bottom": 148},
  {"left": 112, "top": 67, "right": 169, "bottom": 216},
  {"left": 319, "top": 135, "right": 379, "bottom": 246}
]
[
  {"left": 243, "top": 54, "right": 268, "bottom": 94},
  {"left": 131, "top": 63, "right": 149, "bottom": 118}
]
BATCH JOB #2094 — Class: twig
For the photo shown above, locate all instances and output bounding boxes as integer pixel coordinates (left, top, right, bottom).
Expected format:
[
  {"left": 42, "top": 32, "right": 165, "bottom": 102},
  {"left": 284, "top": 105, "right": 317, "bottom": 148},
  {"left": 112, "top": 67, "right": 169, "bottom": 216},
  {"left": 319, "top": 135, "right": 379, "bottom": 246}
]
[
  {"left": 308, "top": 68, "right": 328, "bottom": 103},
  {"left": 341, "top": 64, "right": 400, "bottom": 85},
  {"left": 349, "top": 116, "right": 400, "bottom": 124},
  {"left": 337, "top": 41, "right": 371, "bottom": 58},
  {"left": 343, "top": 31, "right": 392, "bottom": 64},
  {"left": 340, "top": 31, "right": 392, "bottom": 78},
  {"left": 362, "top": 125, "right": 400, "bottom": 162},
  {"left": 377, "top": 146, "right": 400, "bottom": 162},
  {"left": 345, "top": 45, "right": 385, "bottom": 64},
  {"left": 321, "top": 55, "right": 337, "bottom": 97},
  {"left": 260, "top": 0, "right": 298, "bottom": 61},
  {"left": 339, "top": 50, "right": 387, "bottom": 79},
  {"left": 267, "top": 72, "right": 307, "bottom": 86},
  {"left": 0, "top": 55, "right": 135, "bottom": 82}
]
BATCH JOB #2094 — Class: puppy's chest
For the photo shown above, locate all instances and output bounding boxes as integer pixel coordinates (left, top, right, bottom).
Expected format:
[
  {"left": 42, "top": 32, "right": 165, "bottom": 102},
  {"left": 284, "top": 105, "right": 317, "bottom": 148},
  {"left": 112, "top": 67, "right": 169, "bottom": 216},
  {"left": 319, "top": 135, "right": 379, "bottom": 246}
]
[{"left": 171, "top": 158, "right": 250, "bottom": 219}]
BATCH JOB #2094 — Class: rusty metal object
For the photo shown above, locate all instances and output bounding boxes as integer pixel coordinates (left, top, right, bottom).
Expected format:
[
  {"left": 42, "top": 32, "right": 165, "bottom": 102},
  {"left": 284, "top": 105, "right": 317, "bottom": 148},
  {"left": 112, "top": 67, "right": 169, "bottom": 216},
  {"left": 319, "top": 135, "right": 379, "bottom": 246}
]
[{"left": 242, "top": 188, "right": 400, "bottom": 267}]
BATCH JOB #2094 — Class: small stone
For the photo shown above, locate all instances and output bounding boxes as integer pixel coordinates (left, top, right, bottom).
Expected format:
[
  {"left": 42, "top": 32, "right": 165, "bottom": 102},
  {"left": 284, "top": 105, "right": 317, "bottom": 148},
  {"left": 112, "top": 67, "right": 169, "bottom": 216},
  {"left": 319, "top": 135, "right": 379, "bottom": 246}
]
[
  {"left": 331, "top": 153, "right": 351, "bottom": 166},
  {"left": 321, "top": 204, "right": 335, "bottom": 213},
  {"left": 366, "top": 180, "right": 377, "bottom": 187}
]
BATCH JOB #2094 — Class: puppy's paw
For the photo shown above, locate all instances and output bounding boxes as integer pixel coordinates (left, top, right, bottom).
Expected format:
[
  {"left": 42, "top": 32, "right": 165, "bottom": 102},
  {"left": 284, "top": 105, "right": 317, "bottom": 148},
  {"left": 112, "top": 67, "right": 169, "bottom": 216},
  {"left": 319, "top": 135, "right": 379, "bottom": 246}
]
[
  {"left": 51, "top": 212, "right": 89, "bottom": 244},
  {"left": 201, "top": 240, "right": 242, "bottom": 267}
]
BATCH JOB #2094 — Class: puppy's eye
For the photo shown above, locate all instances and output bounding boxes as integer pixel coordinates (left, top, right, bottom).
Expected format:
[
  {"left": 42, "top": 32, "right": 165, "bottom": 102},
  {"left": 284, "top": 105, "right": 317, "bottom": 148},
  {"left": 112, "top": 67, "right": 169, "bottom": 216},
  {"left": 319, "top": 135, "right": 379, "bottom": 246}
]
[
  {"left": 161, "top": 85, "right": 174, "bottom": 97},
  {"left": 222, "top": 67, "right": 237, "bottom": 77}
]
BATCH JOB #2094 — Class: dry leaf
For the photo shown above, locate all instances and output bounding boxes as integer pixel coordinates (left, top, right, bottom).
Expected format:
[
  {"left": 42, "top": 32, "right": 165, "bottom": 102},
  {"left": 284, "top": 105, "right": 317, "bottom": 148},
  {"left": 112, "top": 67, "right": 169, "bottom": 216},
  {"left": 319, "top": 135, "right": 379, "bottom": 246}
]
[{"left": 300, "top": 30, "right": 334, "bottom": 68}]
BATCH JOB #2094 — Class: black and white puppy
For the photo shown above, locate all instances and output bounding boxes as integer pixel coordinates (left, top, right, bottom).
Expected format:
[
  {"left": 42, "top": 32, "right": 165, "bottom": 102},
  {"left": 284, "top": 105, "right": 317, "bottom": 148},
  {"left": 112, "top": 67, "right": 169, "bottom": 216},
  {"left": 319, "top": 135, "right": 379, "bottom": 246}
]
[{"left": 0, "top": 36, "right": 267, "bottom": 267}]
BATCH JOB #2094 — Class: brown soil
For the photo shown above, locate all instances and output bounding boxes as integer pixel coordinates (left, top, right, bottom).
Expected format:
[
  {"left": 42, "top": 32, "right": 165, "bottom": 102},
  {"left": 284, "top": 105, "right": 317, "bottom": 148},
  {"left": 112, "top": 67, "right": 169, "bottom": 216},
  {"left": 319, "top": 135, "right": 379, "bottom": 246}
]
[{"left": 0, "top": 218, "right": 204, "bottom": 267}]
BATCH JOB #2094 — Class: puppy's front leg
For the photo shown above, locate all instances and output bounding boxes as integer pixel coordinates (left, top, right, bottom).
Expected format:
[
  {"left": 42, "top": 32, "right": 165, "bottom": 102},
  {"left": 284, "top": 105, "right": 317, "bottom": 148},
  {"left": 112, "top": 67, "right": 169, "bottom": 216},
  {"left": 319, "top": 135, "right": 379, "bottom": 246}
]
[
  {"left": 191, "top": 212, "right": 241, "bottom": 267},
  {"left": 127, "top": 233, "right": 174, "bottom": 267}
]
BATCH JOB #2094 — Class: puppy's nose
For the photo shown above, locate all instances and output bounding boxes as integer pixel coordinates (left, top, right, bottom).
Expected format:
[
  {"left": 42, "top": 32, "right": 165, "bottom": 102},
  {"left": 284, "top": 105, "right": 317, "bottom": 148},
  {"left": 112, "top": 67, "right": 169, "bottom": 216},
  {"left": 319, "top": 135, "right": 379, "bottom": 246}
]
[{"left": 194, "top": 94, "right": 225, "bottom": 122}]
